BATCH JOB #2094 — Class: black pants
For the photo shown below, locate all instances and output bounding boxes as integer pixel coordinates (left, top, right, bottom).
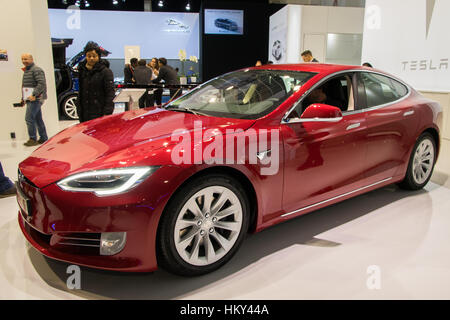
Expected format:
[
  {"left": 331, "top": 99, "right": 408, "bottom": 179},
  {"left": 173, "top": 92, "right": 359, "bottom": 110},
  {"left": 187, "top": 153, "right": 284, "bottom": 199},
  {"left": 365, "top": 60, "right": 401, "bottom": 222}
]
[
  {"left": 139, "top": 91, "right": 149, "bottom": 109},
  {"left": 154, "top": 89, "right": 163, "bottom": 106}
]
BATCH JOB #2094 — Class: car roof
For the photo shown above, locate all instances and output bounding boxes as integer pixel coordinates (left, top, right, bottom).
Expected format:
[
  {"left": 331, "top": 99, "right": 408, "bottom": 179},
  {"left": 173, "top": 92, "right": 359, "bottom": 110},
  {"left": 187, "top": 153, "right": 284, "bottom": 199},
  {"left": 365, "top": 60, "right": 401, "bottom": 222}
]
[{"left": 251, "top": 63, "right": 365, "bottom": 74}]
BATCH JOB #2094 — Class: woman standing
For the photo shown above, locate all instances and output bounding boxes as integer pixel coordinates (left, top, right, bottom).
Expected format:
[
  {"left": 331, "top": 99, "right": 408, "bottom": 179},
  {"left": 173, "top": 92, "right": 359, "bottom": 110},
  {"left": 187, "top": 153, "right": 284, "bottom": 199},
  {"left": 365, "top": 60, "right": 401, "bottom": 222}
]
[
  {"left": 149, "top": 57, "right": 162, "bottom": 106},
  {"left": 77, "top": 41, "right": 115, "bottom": 122}
]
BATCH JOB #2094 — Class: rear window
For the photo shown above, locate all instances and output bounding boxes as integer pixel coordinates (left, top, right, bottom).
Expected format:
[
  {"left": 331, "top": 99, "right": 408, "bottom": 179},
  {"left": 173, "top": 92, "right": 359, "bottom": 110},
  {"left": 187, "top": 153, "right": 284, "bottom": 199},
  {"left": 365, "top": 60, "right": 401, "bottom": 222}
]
[{"left": 360, "top": 72, "right": 408, "bottom": 107}]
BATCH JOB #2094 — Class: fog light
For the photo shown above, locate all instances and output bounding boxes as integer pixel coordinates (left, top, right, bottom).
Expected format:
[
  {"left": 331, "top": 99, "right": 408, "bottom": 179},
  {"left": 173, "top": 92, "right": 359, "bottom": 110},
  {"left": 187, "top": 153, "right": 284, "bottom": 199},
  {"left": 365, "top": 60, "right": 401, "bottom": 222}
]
[{"left": 100, "top": 232, "right": 127, "bottom": 256}]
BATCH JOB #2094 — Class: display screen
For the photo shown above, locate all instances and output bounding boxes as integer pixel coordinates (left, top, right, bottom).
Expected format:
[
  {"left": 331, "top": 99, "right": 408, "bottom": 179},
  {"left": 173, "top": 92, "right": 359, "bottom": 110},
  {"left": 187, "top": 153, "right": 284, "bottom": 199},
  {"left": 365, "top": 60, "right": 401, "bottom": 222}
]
[{"left": 204, "top": 9, "right": 244, "bottom": 35}]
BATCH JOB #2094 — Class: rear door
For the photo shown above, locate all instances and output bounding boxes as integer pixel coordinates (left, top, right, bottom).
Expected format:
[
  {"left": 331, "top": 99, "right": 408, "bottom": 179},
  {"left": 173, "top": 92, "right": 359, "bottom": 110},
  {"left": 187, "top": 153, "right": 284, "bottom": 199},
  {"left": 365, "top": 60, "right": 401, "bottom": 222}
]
[{"left": 358, "top": 72, "right": 419, "bottom": 183}]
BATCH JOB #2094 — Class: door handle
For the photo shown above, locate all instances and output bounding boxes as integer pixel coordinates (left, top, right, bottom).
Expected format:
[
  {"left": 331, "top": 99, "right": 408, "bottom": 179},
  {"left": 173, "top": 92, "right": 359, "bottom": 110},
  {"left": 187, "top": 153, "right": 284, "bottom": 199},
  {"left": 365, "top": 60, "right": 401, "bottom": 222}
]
[
  {"left": 403, "top": 110, "right": 415, "bottom": 117},
  {"left": 346, "top": 123, "right": 361, "bottom": 130}
]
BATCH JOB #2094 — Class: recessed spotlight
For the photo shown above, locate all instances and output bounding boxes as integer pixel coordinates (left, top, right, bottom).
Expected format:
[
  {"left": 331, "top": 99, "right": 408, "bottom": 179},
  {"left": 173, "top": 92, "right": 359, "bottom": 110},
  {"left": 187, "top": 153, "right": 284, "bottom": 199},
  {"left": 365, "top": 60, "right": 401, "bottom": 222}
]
[
  {"left": 186, "top": 3, "right": 191, "bottom": 11},
  {"left": 158, "top": 1, "right": 164, "bottom": 7},
  {"left": 113, "top": 0, "right": 119, "bottom": 5}
]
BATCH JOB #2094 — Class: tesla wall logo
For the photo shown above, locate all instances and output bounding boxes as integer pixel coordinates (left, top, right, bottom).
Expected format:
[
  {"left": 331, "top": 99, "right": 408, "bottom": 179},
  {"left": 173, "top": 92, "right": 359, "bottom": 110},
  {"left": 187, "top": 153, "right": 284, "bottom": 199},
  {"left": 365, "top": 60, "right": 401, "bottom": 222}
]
[{"left": 401, "top": 58, "right": 449, "bottom": 71}]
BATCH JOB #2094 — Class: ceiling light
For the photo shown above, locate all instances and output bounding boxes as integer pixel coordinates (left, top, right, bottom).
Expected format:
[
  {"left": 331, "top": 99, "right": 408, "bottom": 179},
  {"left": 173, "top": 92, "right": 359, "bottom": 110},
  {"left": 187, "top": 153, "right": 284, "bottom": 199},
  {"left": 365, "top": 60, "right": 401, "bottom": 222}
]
[
  {"left": 158, "top": 1, "right": 164, "bottom": 7},
  {"left": 186, "top": 3, "right": 191, "bottom": 11},
  {"left": 113, "top": 0, "right": 119, "bottom": 5},
  {"left": 75, "top": 0, "right": 81, "bottom": 6},
  {"left": 84, "top": 0, "right": 90, "bottom": 7}
]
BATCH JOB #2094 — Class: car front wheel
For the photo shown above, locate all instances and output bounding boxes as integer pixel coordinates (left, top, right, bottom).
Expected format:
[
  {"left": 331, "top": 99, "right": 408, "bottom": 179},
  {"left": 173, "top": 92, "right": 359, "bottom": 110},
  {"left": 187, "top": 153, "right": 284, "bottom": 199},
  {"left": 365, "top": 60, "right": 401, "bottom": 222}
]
[
  {"left": 157, "top": 174, "right": 249, "bottom": 276},
  {"left": 400, "top": 132, "right": 436, "bottom": 190}
]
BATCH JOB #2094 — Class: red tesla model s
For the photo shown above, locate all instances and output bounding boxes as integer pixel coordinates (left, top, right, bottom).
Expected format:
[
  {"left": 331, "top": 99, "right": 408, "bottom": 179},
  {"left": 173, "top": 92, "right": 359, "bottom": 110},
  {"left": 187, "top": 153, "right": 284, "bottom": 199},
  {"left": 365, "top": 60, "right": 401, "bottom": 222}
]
[{"left": 17, "top": 64, "right": 442, "bottom": 276}]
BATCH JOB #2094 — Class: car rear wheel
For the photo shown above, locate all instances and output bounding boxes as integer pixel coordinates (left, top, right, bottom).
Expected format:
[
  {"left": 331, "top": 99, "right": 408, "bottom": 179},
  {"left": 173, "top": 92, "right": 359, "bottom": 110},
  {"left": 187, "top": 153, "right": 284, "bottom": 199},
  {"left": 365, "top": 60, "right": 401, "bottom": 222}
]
[
  {"left": 60, "top": 94, "right": 79, "bottom": 120},
  {"left": 399, "top": 132, "right": 436, "bottom": 190},
  {"left": 157, "top": 174, "right": 249, "bottom": 276}
]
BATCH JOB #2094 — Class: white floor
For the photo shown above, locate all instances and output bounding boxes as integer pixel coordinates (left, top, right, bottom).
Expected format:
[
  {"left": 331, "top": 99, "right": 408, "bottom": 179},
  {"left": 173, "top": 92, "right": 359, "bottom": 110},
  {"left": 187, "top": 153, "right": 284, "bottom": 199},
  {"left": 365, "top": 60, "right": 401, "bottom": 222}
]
[{"left": 1, "top": 124, "right": 450, "bottom": 300}]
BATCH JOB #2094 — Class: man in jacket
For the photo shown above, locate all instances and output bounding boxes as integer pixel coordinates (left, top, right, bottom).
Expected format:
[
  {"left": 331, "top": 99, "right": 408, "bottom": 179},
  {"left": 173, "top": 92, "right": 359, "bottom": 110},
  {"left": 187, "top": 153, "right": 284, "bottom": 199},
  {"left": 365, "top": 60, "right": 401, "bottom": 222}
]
[
  {"left": 124, "top": 58, "right": 138, "bottom": 84},
  {"left": 152, "top": 57, "right": 180, "bottom": 100},
  {"left": 21, "top": 53, "right": 48, "bottom": 146},
  {"left": 134, "top": 59, "right": 153, "bottom": 108},
  {"left": 77, "top": 41, "right": 115, "bottom": 123},
  {"left": 301, "top": 50, "right": 319, "bottom": 63}
]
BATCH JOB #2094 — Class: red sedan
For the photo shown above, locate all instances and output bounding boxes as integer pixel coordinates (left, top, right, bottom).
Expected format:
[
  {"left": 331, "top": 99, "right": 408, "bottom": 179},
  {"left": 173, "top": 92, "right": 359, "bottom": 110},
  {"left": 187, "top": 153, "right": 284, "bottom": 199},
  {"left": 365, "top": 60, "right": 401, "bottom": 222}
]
[{"left": 17, "top": 64, "right": 442, "bottom": 276}]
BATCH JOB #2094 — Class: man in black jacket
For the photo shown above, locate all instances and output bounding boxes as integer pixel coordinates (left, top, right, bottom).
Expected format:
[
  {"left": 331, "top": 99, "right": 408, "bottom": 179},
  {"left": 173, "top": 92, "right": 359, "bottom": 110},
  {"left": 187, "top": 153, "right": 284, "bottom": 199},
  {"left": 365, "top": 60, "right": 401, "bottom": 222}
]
[
  {"left": 301, "top": 50, "right": 319, "bottom": 63},
  {"left": 124, "top": 58, "right": 138, "bottom": 84},
  {"left": 134, "top": 59, "right": 152, "bottom": 108},
  {"left": 77, "top": 42, "right": 115, "bottom": 123},
  {"left": 152, "top": 57, "right": 180, "bottom": 100}
]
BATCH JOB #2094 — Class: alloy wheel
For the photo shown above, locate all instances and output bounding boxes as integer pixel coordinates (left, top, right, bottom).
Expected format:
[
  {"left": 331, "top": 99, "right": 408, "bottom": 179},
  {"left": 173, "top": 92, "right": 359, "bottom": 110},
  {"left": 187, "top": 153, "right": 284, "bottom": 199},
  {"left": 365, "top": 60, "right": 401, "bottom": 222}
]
[
  {"left": 412, "top": 138, "right": 435, "bottom": 185},
  {"left": 173, "top": 186, "right": 243, "bottom": 267}
]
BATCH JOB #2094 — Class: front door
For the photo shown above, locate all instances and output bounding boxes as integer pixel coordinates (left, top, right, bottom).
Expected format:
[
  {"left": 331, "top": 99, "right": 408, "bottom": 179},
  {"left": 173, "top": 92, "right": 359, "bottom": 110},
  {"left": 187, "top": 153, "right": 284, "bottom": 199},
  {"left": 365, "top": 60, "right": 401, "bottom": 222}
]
[{"left": 281, "top": 72, "right": 368, "bottom": 216}]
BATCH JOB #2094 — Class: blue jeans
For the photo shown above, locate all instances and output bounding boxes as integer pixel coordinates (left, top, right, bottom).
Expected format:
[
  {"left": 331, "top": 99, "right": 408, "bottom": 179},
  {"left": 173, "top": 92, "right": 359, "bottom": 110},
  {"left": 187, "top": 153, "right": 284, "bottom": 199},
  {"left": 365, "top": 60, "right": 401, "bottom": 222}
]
[
  {"left": 0, "top": 162, "right": 13, "bottom": 192},
  {"left": 25, "top": 100, "right": 48, "bottom": 141}
]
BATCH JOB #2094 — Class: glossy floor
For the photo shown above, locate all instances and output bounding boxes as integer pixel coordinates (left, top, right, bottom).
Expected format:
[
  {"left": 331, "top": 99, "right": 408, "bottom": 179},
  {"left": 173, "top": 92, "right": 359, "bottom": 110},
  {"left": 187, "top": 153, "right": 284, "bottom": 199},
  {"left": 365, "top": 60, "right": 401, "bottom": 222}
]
[{"left": 1, "top": 127, "right": 450, "bottom": 299}]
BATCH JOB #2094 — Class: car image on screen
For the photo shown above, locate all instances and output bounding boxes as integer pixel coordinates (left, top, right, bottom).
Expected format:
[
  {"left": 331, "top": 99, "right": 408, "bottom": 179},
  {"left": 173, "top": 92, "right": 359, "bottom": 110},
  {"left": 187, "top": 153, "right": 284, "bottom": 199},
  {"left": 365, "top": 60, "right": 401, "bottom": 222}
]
[
  {"left": 214, "top": 18, "right": 238, "bottom": 32},
  {"left": 17, "top": 63, "right": 442, "bottom": 276}
]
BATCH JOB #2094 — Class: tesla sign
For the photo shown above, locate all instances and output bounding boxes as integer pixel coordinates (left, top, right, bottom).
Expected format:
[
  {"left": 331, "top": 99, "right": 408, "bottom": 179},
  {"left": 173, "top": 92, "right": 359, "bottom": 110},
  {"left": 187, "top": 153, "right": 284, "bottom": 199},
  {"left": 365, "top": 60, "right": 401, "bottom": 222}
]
[{"left": 362, "top": 0, "right": 450, "bottom": 92}]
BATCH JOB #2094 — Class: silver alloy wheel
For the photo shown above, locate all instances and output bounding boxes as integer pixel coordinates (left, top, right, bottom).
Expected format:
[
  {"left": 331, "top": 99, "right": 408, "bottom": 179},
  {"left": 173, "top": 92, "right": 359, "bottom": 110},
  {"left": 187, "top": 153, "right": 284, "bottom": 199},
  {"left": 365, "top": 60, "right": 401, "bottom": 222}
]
[
  {"left": 64, "top": 96, "right": 78, "bottom": 119},
  {"left": 412, "top": 138, "right": 435, "bottom": 185},
  {"left": 174, "top": 186, "right": 243, "bottom": 266}
]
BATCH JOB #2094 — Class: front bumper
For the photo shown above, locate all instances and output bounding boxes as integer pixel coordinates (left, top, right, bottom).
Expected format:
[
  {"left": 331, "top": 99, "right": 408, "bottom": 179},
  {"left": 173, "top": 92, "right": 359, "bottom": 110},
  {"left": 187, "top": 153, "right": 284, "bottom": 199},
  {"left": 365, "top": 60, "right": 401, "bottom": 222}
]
[{"left": 16, "top": 169, "right": 176, "bottom": 272}]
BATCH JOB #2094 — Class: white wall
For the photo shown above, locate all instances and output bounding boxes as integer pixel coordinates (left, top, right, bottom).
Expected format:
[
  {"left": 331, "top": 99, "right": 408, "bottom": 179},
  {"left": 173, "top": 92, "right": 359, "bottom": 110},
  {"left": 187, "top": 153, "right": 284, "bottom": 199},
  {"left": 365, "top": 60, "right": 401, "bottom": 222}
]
[
  {"left": 268, "top": 6, "right": 289, "bottom": 63},
  {"left": 269, "top": 5, "right": 365, "bottom": 64},
  {"left": 48, "top": 9, "right": 200, "bottom": 59},
  {"left": 0, "top": 0, "right": 59, "bottom": 142},
  {"left": 301, "top": 5, "right": 364, "bottom": 62},
  {"left": 361, "top": 0, "right": 450, "bottom": 92}
]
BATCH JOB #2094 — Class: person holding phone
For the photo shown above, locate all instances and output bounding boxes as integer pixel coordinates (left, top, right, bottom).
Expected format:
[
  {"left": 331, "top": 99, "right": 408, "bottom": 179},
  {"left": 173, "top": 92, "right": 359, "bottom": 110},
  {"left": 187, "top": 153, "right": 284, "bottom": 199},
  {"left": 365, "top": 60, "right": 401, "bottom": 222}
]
[{"left": 21, "top": 53, "right": 48, "bottom": 147}]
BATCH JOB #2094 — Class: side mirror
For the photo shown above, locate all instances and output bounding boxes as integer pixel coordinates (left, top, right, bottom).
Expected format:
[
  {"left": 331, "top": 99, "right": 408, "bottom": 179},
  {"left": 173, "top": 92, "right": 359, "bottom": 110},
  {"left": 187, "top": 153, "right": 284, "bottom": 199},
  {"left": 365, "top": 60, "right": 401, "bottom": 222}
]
[{"left": 300, "top": 104, "right": 342, "bottom": 121}]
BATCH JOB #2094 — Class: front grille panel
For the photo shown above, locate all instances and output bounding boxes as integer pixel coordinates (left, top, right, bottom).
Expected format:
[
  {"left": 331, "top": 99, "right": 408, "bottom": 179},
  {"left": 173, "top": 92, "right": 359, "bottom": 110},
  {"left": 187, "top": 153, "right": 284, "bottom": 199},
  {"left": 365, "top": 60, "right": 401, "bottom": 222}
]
[{"left": 53, "top": 233, "right": 101, "bottom": 249}]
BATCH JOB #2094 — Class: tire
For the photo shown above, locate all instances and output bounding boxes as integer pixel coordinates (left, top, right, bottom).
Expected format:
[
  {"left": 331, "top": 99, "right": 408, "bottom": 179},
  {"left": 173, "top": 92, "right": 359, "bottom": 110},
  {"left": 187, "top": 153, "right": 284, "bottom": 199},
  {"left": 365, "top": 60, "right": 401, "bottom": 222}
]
[
  {"left": 399, "top": 132, "right": 436, "bottom": 190},
  {"left": 157, "top": 174, "right": 250, "bottom": 276},
  {"left": 60, "top": 94, "right": 79, "bottom": 120}
]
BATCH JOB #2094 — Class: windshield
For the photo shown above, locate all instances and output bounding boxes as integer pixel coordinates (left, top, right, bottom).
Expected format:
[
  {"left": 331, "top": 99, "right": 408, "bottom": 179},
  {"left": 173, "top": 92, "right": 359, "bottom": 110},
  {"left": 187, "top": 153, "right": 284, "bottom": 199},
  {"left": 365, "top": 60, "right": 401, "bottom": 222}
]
[{"left": 167, "top": 69, "right": 316, "bottom": 119}]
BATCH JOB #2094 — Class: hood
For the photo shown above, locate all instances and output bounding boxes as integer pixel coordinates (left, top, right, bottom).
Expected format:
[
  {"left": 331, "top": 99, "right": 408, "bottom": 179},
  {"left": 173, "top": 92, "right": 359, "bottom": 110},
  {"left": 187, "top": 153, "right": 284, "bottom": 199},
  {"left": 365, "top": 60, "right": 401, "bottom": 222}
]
[{"left": 19, "top": 108, "right": 256, "bottom": 188}]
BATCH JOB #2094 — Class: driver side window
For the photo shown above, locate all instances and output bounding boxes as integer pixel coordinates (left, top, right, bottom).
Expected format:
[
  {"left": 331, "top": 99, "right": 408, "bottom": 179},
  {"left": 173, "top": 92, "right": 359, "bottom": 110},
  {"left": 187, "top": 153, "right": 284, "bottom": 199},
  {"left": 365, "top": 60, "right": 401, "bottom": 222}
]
[{"left": 289, "top": 73, "right": 355, "bottom": 118}]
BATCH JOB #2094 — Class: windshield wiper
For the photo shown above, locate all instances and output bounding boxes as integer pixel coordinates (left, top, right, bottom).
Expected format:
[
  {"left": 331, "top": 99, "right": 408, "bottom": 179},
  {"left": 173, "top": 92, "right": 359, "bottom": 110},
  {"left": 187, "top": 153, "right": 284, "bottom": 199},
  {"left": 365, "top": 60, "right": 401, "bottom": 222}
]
[{"left": 166, "top": 106, "right": 210, "bottom": 117}]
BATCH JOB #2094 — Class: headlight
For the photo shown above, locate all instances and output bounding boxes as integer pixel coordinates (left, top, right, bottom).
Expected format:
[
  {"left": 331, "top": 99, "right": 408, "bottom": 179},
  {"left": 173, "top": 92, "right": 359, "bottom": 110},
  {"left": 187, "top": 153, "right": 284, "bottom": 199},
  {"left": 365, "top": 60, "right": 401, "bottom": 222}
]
[{"left": 57, "top": 167, "right": 159, "bottom": 196}]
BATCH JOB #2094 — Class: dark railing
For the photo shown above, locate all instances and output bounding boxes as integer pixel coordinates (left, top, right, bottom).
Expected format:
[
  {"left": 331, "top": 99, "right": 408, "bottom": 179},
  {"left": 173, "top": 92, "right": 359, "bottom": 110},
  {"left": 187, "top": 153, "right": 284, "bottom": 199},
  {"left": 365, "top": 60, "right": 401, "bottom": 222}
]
[{"left": 115, "top": 83, "right": 200, "bottom": 90}]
